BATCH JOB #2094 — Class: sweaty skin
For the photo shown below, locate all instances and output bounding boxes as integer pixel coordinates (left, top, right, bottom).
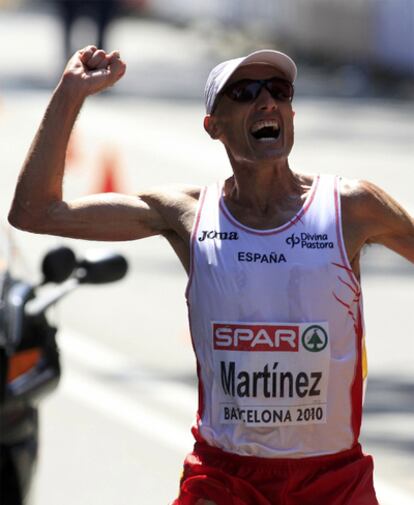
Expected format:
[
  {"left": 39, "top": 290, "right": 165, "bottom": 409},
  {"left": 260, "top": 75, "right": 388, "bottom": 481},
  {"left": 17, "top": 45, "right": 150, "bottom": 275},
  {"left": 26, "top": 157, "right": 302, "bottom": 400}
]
[{"left": 8, "top": 48, "right": 414, "bottom": 280}]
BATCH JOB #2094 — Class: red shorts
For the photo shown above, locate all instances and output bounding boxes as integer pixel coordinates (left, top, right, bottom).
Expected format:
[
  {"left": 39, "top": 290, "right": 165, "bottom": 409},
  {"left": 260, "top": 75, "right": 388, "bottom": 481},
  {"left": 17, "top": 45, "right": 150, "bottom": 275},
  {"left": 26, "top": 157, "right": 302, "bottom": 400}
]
[{"left": 173, "top": 442, "right": 379, "bottom": 505}]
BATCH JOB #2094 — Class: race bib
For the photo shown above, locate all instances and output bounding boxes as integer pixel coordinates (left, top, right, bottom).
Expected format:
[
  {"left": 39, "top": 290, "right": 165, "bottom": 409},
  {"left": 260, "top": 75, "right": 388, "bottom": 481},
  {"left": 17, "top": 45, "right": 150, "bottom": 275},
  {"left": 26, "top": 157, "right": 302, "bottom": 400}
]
[{"left": 212, "top": 321, "right": 330, "bottom": 427}]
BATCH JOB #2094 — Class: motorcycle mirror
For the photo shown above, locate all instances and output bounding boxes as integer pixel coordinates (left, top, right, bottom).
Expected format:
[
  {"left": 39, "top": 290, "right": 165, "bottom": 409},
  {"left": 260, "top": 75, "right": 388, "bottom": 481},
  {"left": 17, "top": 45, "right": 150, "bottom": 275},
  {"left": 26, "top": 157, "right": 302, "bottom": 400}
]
[
  {"left": 76, "top": 250, "right": 128, "bottom": 284},
  {"left": 41, "top": 246, "right": 77, "bottom": 284}
]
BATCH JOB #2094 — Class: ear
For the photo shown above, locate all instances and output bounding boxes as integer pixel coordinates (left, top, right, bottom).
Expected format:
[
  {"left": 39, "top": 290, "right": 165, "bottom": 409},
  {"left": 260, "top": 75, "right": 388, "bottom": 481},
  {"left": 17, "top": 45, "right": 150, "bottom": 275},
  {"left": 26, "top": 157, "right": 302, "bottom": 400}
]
[
  {"left": 204, "top": 115, "right": 220, "bottom": 139},
  {"left": 292, "top": 109, "right": 296, "bottom": 117}
]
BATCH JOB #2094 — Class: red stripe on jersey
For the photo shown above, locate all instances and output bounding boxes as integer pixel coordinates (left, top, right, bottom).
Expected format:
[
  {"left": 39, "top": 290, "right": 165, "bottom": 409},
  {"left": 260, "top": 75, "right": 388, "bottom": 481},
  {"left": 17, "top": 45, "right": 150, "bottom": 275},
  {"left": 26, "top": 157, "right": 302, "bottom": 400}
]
[
  {"left": 350, "top": 303, "right": 364, "bottom": 446},
  {"left": 333, "top": 178, "right": 360, "bottom": 290}
]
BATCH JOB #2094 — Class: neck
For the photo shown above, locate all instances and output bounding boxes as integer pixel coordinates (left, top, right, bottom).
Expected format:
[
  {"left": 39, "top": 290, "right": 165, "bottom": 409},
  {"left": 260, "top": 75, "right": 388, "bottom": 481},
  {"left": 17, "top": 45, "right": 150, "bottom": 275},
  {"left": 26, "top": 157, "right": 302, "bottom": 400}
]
[{"left": 225, "top": 156, "right": 302, "bottom": 213}]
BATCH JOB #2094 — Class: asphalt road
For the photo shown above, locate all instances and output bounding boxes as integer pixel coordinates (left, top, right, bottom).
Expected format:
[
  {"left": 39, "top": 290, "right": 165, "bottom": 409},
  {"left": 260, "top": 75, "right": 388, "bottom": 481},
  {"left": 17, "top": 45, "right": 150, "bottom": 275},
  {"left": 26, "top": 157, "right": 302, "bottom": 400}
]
[{"left": 1, "top": 7, "right": 413, "bottom": 505}]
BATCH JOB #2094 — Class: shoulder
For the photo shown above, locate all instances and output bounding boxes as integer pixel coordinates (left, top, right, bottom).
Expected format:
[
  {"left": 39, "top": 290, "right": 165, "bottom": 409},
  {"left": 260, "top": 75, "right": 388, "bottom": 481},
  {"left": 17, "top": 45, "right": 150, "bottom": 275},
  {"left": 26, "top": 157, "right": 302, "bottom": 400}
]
[
  {"left": 141, "top": 184, "right": 203, "bottom": 199},
  {"left": 338, "top": 177, "right": 413, "bottom": 247},
  {"left": 339, "top": 177, "right": 401, "bottom": 222},
  {"left": 339, "top": 177, "right": 381, "bottom": 199},
  {"left": 339, "top": 177, "right": 376, "bottom": 213},
  {"left": 139, "top": 184, "right": 202, "bottom": 208},
  {"left": 137, "top": 184, "right": 204, "bottom": 237}
]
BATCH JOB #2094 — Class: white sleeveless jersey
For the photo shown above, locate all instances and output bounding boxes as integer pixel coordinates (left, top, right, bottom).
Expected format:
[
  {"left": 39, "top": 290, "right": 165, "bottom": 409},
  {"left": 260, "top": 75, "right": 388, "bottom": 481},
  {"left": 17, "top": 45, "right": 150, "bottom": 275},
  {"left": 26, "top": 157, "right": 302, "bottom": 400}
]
[{"left": 186, "top": 174, "right": 367, "bottom": 458}]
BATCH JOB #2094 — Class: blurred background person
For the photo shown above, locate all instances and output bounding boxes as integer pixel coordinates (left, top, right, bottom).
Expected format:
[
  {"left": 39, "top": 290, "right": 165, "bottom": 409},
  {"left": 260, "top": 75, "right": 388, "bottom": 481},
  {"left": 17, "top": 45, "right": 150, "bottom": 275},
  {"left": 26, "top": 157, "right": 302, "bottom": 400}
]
[{"left": 54, "top": 0, "right": 119, "bottom": 61}]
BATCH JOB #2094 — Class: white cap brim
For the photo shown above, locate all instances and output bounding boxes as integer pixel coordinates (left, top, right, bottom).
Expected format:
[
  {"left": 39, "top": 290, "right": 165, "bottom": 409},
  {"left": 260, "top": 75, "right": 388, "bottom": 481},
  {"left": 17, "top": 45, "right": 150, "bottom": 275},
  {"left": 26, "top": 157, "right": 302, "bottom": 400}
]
[{"left": 204, "top": 49, "right": 297, "bottom": 114}]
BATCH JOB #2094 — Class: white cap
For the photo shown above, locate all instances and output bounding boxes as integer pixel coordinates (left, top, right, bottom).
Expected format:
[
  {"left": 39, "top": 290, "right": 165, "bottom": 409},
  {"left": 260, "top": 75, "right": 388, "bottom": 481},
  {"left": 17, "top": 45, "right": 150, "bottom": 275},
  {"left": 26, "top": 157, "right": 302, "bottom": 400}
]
[{"left": 204, "top": 49, "right": 297, "bottom": 114}]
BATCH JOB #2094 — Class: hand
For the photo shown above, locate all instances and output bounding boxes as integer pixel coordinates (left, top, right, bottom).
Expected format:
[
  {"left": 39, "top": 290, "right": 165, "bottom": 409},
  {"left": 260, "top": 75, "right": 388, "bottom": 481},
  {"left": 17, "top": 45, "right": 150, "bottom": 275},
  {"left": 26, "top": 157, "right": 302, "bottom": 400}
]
[{"left": 61, "top": 46, "right": 127, "bottom": 98}]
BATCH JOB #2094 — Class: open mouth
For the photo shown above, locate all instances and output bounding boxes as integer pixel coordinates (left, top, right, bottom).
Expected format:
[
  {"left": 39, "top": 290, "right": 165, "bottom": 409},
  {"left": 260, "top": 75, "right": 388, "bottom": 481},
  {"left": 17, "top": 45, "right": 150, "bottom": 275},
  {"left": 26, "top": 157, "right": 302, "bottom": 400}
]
[{"left": 250, "top": 120, "right": 281, "bottom": 142}]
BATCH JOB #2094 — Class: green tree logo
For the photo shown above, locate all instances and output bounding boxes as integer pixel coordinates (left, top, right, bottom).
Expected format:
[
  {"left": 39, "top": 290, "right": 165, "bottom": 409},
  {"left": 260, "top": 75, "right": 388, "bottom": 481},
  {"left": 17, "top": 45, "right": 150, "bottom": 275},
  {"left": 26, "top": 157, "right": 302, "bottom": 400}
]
[{"left": 302, "top": 325, "right": 328, "bottom": 352}]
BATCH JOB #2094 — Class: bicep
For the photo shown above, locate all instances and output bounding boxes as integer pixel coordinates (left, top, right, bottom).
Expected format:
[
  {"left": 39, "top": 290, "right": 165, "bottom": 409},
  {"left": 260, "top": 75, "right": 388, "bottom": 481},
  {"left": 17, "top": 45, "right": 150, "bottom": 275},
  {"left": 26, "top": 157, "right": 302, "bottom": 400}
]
[{"left": 14, "top": 192, "right": 169, "bottom": 241}]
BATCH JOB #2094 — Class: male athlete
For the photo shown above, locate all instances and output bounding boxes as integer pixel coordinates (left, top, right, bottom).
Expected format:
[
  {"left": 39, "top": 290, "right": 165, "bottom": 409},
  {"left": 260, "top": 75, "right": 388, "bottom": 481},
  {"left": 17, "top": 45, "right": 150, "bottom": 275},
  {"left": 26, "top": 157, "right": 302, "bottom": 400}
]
[{"left": 8, "top": 46, "right": 414, "bottom": 504}]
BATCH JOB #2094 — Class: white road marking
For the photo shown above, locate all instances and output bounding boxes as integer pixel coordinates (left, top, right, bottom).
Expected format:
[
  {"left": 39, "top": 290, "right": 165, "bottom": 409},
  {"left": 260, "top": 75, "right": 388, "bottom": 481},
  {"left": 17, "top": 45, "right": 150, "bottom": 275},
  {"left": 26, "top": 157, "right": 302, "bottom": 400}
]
[
  {"left": 59, "top": 328, "right": 137, "bottom": 372},
  {"left": 59, "top": 328, "right": 414, "bottom": 505},
  {"left": 61, "top": 367, "right": 194, "bottom": 454},
  {"left": 375, "top": 481, "right": 414, "bottom": 505},
  {"left": 59, "top": 328, "right": 197, "bottom": 412}
]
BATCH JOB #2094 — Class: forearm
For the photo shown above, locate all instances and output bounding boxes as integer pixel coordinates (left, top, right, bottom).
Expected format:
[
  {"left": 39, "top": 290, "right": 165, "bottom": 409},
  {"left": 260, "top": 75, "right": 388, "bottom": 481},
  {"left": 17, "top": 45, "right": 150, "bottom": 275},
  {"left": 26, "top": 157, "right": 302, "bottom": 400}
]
[
  {"left": 9, "top": 46, "right": 126, "bottom": 234},
  {"left": 9, "top": 80, "right": 85, "bottom": 228},
  {"left": 6, "top": 47, "right": 170, "bottom": 243}
]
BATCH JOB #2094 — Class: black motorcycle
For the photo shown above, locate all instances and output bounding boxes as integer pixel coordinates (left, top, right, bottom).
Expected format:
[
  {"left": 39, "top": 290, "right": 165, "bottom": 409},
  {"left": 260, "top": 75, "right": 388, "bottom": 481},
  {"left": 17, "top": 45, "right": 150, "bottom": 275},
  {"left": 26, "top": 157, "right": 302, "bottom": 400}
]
[{"left": 0, "top": 241, "right": 128, "bottom": 505}]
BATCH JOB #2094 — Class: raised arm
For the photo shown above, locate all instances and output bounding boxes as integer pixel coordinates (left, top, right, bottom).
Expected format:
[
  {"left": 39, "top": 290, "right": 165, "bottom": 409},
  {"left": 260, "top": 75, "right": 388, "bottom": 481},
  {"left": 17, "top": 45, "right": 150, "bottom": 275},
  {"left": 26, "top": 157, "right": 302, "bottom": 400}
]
[
  {"left": 342, "top": 179, "right": 414, "bottom": 264},
  {"left": 8, "top": 46, "right": 170, "bottom": 241}
]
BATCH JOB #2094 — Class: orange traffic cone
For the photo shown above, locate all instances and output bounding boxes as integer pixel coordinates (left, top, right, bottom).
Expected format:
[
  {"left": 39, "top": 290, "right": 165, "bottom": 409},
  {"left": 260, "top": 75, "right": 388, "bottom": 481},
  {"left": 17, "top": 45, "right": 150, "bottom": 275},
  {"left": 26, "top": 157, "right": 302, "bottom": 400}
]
[
  {"left": 66, "top": 129, "right": 82, "bottom": 170},
  {"left": 92, "top": 146, "right": 126, "bottom": 194}
]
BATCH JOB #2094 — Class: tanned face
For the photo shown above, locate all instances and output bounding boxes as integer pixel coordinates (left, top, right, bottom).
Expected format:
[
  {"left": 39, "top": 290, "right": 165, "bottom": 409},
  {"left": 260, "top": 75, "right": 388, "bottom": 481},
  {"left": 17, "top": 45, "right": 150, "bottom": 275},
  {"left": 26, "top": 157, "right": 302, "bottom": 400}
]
[{"left": 205, "top": 63, "right": 295, "bottom": 165}]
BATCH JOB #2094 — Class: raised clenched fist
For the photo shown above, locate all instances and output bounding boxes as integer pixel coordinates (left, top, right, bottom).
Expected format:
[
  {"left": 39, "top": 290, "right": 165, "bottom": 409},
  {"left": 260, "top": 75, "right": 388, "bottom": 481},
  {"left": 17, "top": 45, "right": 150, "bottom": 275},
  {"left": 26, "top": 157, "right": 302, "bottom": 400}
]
[{"left": 61, "top": 45, "right": 127, "bottom": 98}]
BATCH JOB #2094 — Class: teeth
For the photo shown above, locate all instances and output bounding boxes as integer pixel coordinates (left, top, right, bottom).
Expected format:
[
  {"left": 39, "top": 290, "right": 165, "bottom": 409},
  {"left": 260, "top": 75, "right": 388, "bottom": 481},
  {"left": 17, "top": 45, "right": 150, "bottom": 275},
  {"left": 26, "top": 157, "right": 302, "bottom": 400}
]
[
  {"left": 257, "top": 137, "right": 278, "bottom": 143},
  {"left": 251, "top": 120, "right": 279, "bottom": 133}
]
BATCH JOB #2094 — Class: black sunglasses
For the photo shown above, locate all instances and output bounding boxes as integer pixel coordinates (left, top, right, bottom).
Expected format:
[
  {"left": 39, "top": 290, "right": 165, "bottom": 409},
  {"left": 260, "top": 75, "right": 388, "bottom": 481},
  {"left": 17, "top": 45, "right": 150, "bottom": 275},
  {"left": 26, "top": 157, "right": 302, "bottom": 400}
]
[{"left": 222, "top": 77, "right": 294, "bottom": 105}]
